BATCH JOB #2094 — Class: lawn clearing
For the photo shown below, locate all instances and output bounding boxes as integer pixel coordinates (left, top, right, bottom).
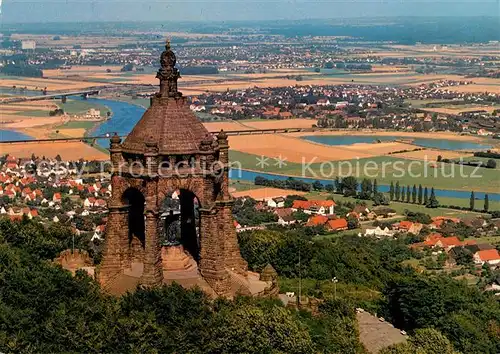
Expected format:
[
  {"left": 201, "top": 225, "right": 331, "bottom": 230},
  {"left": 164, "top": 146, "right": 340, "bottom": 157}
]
[{"left": 58, "top": 99, "right": 110, "bottom": 116}]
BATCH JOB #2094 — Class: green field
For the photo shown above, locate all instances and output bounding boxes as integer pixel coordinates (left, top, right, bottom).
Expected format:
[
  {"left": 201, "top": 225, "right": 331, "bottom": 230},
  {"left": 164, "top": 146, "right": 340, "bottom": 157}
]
[
  {"left": 465, "top": 236, "right": 500, "bottom": 245},
  {"left": 460, "top": 156, "right": 500, "bottom": 169},
  {"left": 229, "top": 150, "right": 500, "bottom": 194},
  {"left": 58, "top": 99, "right": 111, "bottom": 115},
  {"left": 229, "top": 180, "right": 262, "bottom": 192},
  {"left": 306, "top": 191, "right": 492, "bottom": 218},
  {"left": 405, "top": 98, "right": 457, "bottom": 108},
  {"left": 14, "top": 109, "right": 49, "bottom": 117},
  {"left": 56, "top": 121, "right": 98, "bottom": 130}
]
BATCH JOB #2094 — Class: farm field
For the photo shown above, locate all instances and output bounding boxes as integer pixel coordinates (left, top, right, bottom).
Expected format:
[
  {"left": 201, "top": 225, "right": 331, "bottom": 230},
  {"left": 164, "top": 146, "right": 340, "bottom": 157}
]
[
  {"left": 227, "top": 129, "right": 489, "bottom": 164},
  {"left": 0, "top": 141, "right": 108, "bottom": 160},
  {"left": 228, "top": 150, "right": 500, "bottom": 194},
  {"left": 238, "top": 118, "right": 317, "bottom": 129},
  {"left": 289, "top": 130, "right": 492, "bottom": 145},
  {"left": 393, "top": 149, "right": 472, "bottom": 161},
  {"left": 203, "top": 121, "right": 251, "bottom": 132},
  {"left": 0, "top": 76, "right": 108, "bottom": 91},
  {"left": 231, "top": 187, "right": 306, "bottom": 200},
  {"left": 304, "top": 191, "right": 495, "bottom": 218},
  {"left": 1, "top": 98, "right": 110, "bottom": 139},
  {"left": 228, "top": 134, "right": 377, "bottom": 162},
  {"left": 10, "top": 34, "right": 139, "bottom": 49},
  {"left": 420, "top": 105, "right": 500, "bottom": 115}
]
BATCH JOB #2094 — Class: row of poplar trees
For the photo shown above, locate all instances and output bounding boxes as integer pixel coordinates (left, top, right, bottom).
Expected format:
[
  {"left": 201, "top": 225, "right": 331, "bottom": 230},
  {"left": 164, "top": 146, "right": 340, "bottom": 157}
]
[
  {"left": 389, "top": 182, "right": 439, "bottom": 208},
  {"left": 469, "top": 191, "right": 490, "bottom": 212}
]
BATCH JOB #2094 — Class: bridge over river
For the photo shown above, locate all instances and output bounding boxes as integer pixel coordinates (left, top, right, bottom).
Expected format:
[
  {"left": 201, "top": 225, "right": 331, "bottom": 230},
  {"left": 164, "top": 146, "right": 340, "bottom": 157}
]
[
  {"left": 0, "top": 89, "right": 101, "bottom": 104},
  {"left": 0, "top": 127, "right": 324, "bottom": 145}
]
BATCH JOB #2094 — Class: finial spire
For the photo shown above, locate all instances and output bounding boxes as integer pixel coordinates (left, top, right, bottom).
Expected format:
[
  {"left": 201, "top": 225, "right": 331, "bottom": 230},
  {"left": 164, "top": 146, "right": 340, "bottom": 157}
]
[{"left": 156, "top": 39, "right": 182, "bottom": 98}]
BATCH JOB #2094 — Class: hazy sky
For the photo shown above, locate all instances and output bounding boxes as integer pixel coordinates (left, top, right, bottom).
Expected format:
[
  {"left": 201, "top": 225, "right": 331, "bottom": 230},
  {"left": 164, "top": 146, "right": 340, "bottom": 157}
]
[{"left": 4, "top": 0, "right": 499, "bottom": 23}]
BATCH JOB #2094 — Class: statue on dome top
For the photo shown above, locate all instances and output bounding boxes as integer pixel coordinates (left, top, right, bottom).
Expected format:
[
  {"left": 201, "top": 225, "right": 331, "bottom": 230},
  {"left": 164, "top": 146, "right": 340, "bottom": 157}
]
[{"left": 157, "top": 38, "right": 182, "bottom": 97}]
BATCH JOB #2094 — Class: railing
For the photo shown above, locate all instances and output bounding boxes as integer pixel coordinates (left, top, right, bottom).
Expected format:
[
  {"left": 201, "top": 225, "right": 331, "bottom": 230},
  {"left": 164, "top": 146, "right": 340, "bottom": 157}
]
[{"left": 0, "top": 127, "right": 327, "bottom": 145}]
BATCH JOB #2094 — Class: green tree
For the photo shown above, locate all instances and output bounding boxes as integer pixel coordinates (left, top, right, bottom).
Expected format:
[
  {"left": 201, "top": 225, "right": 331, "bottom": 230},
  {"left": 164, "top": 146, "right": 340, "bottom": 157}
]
[
  {"left": 373, "top": 179, "right": 378, "bottom": 195},
  {"left": 359, "top": 178, "right": 373, "bottom": 200},
  {"left": 312, "top": 180, "right": 323, "bottom": 191},
  {"left": 424, "top": 187, "right": 429, "bottom": 205},
  {"left": 400, "top": 185, "right": 405, "bottom": 202},
  {"left": 292, "top": 210, "right": 309, "bottom": 222},
  {"left": 209, "top": 305, "right": 314, "bottom": 354},
  {"left": 484, "top": 194, "right": 489, "bottom": 212},
  {"left": 406, "top": 185, "right": 411, "bottom": 203},
  {"left": 347, "top": 215, "right": 360, "bottom": 230},
  {"left": 389, "top": 181, "right": 395, "bottom": 201},
  {"left": 412, "top": 185, "right": 417, "bottom": 204},
  {"left": 382, "top": 328, "right": 459, "bottom": 354},
  {"left": 334, "top": 176, "right": 342, "bottom": 194},
  {"left": 426, "top": 188, "right": 439, "bottom": 208},
  {"left": 469, "top": 191, "right": 475, "bottom": 211},
  {"left": 395, "top": 181, "right": 401, "bottom": 201},
  {"left": 418, "top": 184, "right": 423, "bottom": 204},
  {"left": 342, "top": 177, "right": 358, "bottom": 197},
  {"left": 452, "top": 247, "right": 473, "bottom": 266}
]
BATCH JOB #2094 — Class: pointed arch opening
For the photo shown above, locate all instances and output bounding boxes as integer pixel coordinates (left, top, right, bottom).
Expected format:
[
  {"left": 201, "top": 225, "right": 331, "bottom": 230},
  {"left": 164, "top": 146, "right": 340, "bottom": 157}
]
[
  {"left": 122, "top": 188, "right": 146, "bottom": 248},
  {"left": 159, "top": 189, "right": 201, "bottom": 262}
]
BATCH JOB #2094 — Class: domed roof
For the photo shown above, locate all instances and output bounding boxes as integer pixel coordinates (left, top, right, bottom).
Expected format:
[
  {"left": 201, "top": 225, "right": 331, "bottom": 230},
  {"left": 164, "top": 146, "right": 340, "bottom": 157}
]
[
  {"left": 121, "top": 97, "right": 211, "bottom": 155},
  {"left": 120, "top": 41, "right": 213, "bottom": 156}
]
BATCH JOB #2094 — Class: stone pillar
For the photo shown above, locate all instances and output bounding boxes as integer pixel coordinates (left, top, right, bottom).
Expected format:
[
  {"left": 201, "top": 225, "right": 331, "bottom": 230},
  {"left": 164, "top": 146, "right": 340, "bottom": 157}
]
[
  {"left": 199, "top": 208, "right": 230, "bottom": 295},
  {"left": 141, "top": 210, "right": 163, "bottom": 286},
  {"left": 99, "top": 205, "right": 128, "bottom": 284},
  {"left": 218, "top": 201, "right": 248, "bottom": 274},
  {"left": 217, "top": 130, "right": 231, "bottom": 201},
  {"left": 109, "top": 134, "right": 122, "bottom": 170},
  {"left": 141, "top": 179, "right": 162, "bottom": 286}
]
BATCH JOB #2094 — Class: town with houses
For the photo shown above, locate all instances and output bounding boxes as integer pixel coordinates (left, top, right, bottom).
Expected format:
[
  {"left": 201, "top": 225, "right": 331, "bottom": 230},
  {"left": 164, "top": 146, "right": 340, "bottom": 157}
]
[
  {"left": 189, "top": 82, "right": 499, "bottom": 135},
  {"left": 2, "top": 150, "right": 499, "bottom": 295}
]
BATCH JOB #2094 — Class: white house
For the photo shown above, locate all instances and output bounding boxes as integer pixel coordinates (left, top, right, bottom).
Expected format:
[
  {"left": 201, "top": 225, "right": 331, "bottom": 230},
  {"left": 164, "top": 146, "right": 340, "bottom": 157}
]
[
  {"left": 292, "top": 200, "right": 335, "bottom": 216},
  {"left": 267, "top": 197, "right": 285, "bottom": 208},
  {"left": 316, "top": 99, "right": 331, "bottom": 106},
  {"left": 474, "top": 250, "right": 500, "bottom": 266},
  {"left": 362, "top": 226, "right": 395, "bottom": 238}
]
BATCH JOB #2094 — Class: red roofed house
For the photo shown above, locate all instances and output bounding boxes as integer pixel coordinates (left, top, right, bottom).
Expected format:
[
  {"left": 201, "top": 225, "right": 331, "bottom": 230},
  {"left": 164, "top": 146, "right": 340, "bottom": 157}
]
[
  {"left": 292, "top": 200, "right": 335, "bottom": 215},
  {"left": 326, "top": 218, "right": 348, "bottom": 232},
  {"left": 412, "top": 233, "right": 465, "bottom": 251},
  {"left": 306, "top": 214, "right": 329, "bottom": 227},
  {"left": 275, "top": 208, "right": 296, "bottom": 226},
  {"left": 430, "top": 216, "right": 460, "bottom": 229},
  {"left": 84, "top": 197, "right": 96, "bottom": 208},
  {"left": 21, "top": 187, "right": 32, "bottom": 197},
  {"left": 53, "top": 193, "right": 62, "bottom": 203},
  {"left": 393, "top": 221, "right": 423, "bottom": 235},
  {"left": 474, "top": 249, "right": 500, "bottom": 266},
  {"left": 435, "top": 236, "right": 463, "bottom": 252},
  {"left": 95, "top": 199, "right": 107, "bottom": 208}
]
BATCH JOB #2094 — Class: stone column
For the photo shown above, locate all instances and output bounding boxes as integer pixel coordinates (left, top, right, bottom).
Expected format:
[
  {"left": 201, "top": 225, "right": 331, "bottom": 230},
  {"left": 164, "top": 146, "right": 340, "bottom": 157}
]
[
  {"left": 199, "top": 208, "right": 230, "bottom": 295},
  {"left": 99, "top": 205, "right": 128, "bottom": 285},
  {"left": 141, "top": 210, "right": 163, "bottom": 286},
  {"left": 141, "top": 178, "right": 162, "bottom": 286},
  {"left": 218, "top": 201, "right": 248, "bottom": 274}
]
